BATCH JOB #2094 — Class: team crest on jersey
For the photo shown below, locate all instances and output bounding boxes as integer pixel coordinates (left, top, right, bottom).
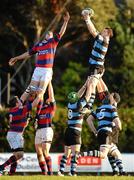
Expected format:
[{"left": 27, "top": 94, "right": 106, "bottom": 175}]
[{"left": 38, "top": 50, "right": 49, "bottom": 55}]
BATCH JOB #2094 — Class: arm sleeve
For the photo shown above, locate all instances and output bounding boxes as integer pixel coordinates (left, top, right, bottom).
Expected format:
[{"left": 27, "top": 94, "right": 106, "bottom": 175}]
[{"left": 53, "top": 33, "right": 61, "bottom": 43}]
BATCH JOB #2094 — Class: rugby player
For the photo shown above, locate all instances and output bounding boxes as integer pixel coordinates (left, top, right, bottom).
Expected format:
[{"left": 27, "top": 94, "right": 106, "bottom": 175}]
[
  {"left": 86, "top": 93, "right": 121, "bottom": 158},
  {"left": 86, "top": 93, "right": 128, "bottom": 175},
  {"left": 91, "top": 80, "right": 127, "bottom": 176},
  {"left": 9, "top": 12, "right": 70, "bottom": 112},
  {"left": 79, "top": 9, "right": 113, "bottom": 109},
  {"left": 107, "top": 126, "right": 127, "bottom": 176},
  {"left": 34, "top": 81, "right": 56, "bottom": 175},
  {"left": 0, "top": 94, "right": 38, "bottom": 176},
  {"left": 58, "top": 84, "right": 94, "bottom": 176}
]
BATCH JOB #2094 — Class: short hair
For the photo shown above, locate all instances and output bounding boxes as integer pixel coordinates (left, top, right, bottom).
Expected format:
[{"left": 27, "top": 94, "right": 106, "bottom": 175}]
[
  {"left": 112, "top": 92, "right": 120, "bottom": 103},
  {"left": 105, "top": 27, "right": 113, "bottom": 38},
  {"left": 9, "top": 96, "right": 18, "bottom": 108}
]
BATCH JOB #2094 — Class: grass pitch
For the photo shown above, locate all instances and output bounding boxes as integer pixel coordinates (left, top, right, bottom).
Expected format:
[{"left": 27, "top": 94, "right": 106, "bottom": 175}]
[{"left": 0, "top": 175, "right": 133, "bottom": 180}]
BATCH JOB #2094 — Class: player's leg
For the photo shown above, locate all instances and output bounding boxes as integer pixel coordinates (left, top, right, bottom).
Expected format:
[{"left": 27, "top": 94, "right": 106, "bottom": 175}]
[
  {"left": 33, "top": 69, "right": 53, "bottom": 114},
  {"left": 87, "top": 130, "right": 112, "bottom": 159},
  {"left": 98, "top": 130, "right": 112, "bottom": 159},
  {"left": 110, "top": 145, "right": 127, "bottom": 175},
  {"left": 35, "top": 129, "right": 47, "bottom": 175},
  {"left": 58, "top": 128, "right": 72, "bottom": 176},
  {"left": 96, "top": 78, "right": 109, "bottom": 102},
  {"left": 69, "top": 129, "right": 81, "bottom": 176},
  {"left": 58, "top": 146, "right": 71, "bottom": 176},
  {"left": 79, "top": 75, "right": 100, "bottom": 111},
  {"left": 20, "top": 68, "right": 41, "bottom": 103},
  {"left": 0, "top": 132, "right": 24, "bottom": 175},
  {"left": 108, "top": 144, "right": 119, "bottom": 176},
  {"left": 69, "top": 144, "right": 81, "bottom": 176},
  {"left": 42, "top": 127, "right": 54, "bottom": 175},
  {"left": 79, "top": 66, "right": 105, "bottom": 110}
]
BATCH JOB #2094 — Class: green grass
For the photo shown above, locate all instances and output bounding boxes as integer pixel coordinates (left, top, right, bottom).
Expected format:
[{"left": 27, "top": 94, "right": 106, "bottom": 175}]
[{"left": 0, "top": 175, "right": 133, "bottom": 180}]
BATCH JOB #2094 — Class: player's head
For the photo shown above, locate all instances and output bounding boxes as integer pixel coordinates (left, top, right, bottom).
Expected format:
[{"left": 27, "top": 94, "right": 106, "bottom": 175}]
[
  {"left": 45, "top": 31, "right": 53, "bottom": 40},
  {"left": 67, "top": 92, "right": 79, "bottom": 103},
  {"left": 9, "top": 96, "right": 22, "bottom": 108},
  {"left": 101, "top": 27, "right": 113, "bottom": 38},
  {"left": 111, "top": 92, "right": 120, "bottom": 106},
  {"left": 102, "top": 92, "right": 120, "bottom": 105}
]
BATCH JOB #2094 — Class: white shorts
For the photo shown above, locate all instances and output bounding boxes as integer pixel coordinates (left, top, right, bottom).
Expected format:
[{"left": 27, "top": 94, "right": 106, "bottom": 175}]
[
  {"left": 7, "top": 131, "right": 24, "bottom": 150},
  {"left": 35, "top": 127, "right": 54, "bottom": 144},
  {"left": 31, "top": 67, "right": 53, "bottom": 83}
]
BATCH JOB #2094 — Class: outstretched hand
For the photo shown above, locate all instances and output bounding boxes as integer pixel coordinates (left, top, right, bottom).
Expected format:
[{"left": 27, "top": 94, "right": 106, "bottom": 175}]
[
  {"left": 63, "top": 11, "right": 70, "bottom": 22},
  {"left": 9, "top": 57, "right": 18, "bottom": 66},
  {"left": 82, "top": 13, "right": 90, "bottom": 21}
]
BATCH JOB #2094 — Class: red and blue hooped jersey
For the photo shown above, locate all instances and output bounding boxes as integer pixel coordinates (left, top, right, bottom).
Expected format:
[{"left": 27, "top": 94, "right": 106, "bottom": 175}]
[
  {"left": 29, "top": 33, "right": 61, "bottom": 68},
  {"left": 9, "top": 103, "right": 32, "bottom": 133},
  {"left": 37, "top": 102, "right": 56, "bottom": 129}
]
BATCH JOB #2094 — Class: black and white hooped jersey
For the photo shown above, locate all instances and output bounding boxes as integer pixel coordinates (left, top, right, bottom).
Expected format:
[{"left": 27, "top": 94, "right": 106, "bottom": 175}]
[
  {"left": 91, "top": 104, "right": 118, "bottom": 132},
  {"left": 89, "top": 34, "right": 109, "bottom": 67},
  {"left": 67, "top": 101, "right": 85, "bottom": 132}
]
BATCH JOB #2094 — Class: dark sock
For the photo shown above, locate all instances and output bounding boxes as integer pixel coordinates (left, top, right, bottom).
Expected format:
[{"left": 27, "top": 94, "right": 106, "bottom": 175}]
[
  {"left": 59, "top": 155, "right": 67, "bottom": 174},
  {"left": 39, "top": 161, "right": 47, "bottom": 175},
  {"left": 2, "top": 155, "right": 17, "bottom": 169},
  {"left": 108, "top": 155, "right": 118, "bottom": 173},
  {"left": 45, "top": 156, "right": 53, "bottom": 175},
  {"left": 9, "top": 161, "right": 17, "bottom": 175}
]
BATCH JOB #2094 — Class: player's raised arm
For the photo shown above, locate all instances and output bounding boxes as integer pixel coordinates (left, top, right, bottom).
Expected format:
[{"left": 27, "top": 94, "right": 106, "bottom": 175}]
[
  {"left": 59, "top": 11, "right": 70, "bottom": 37},
  {"left": 9, "top": 51, "right": 31, "bottom": 66},
  {"left": 47, "top": 81, "right": 55, "bottom": 103},
  {"left": 81, "top": 8, "right": 98, "bottom": 38}
]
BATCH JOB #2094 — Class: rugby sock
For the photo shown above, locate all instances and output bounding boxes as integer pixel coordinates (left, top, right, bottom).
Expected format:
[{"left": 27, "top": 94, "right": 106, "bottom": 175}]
[
  {"left": 115, "top": 158, "right": 125, "bottom": 174},
  {"left": 78, "top": 98, "right": 87, "bottom": 111},
  {"left": 87, "top": 93, "right": 95, "bottom": 109},
  {"left": 45, "top": 156, "right": 53, "bottom": 175},
  {"left": 59, "top": 155, "right": 67, "bottom": 174},
  {"left": 39, "top": 161, "right": 47, "bottom": 175},
  {"left": 70, "top": 154, "right": 79, "bottom": 175},
  {"left": 9, "top": 161, "right": 17, "bottom": 175},
  {"left": 108, "top": 155, "right": 118, "bottom": 173},
  {"left": 2, "top": 155, "right": 17, "bottom": 168}
]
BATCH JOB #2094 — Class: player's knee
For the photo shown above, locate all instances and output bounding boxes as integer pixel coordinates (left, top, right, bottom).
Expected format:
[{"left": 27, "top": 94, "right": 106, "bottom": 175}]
[
  {"left": 15, "top": 151, "right": 24, "bottom": 159},
  {"left": 37, "top": 153, "right": 44, "bottom": 160},
  {"left": 36, "top": 88, "right": 44, "bottom": 96},
  {"left": 111, "top": 149, "right": 122, "bottom": 159},
  {"left": 43, "top": 149, "right": 50, "bottom": 157},
  {"left": 100, "top": 152, "right": 107, "bottom": 159}
]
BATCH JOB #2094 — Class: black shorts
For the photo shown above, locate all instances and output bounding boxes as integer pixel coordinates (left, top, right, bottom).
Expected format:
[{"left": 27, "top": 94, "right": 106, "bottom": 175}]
[
  {"left": 89, "top": 64, "right": 104, "bottom": 76},
  {"left": 97, "top": 130, "right": 112, "bottom": 146},
  {"left": 64, "top": 127, "right": 81, "bottom": 146}
]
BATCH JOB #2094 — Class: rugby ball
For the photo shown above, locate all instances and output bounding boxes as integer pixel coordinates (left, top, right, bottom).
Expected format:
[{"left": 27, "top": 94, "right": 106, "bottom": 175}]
[{"left": 81, "top": 8, "right": 94, "bottom": 17}]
